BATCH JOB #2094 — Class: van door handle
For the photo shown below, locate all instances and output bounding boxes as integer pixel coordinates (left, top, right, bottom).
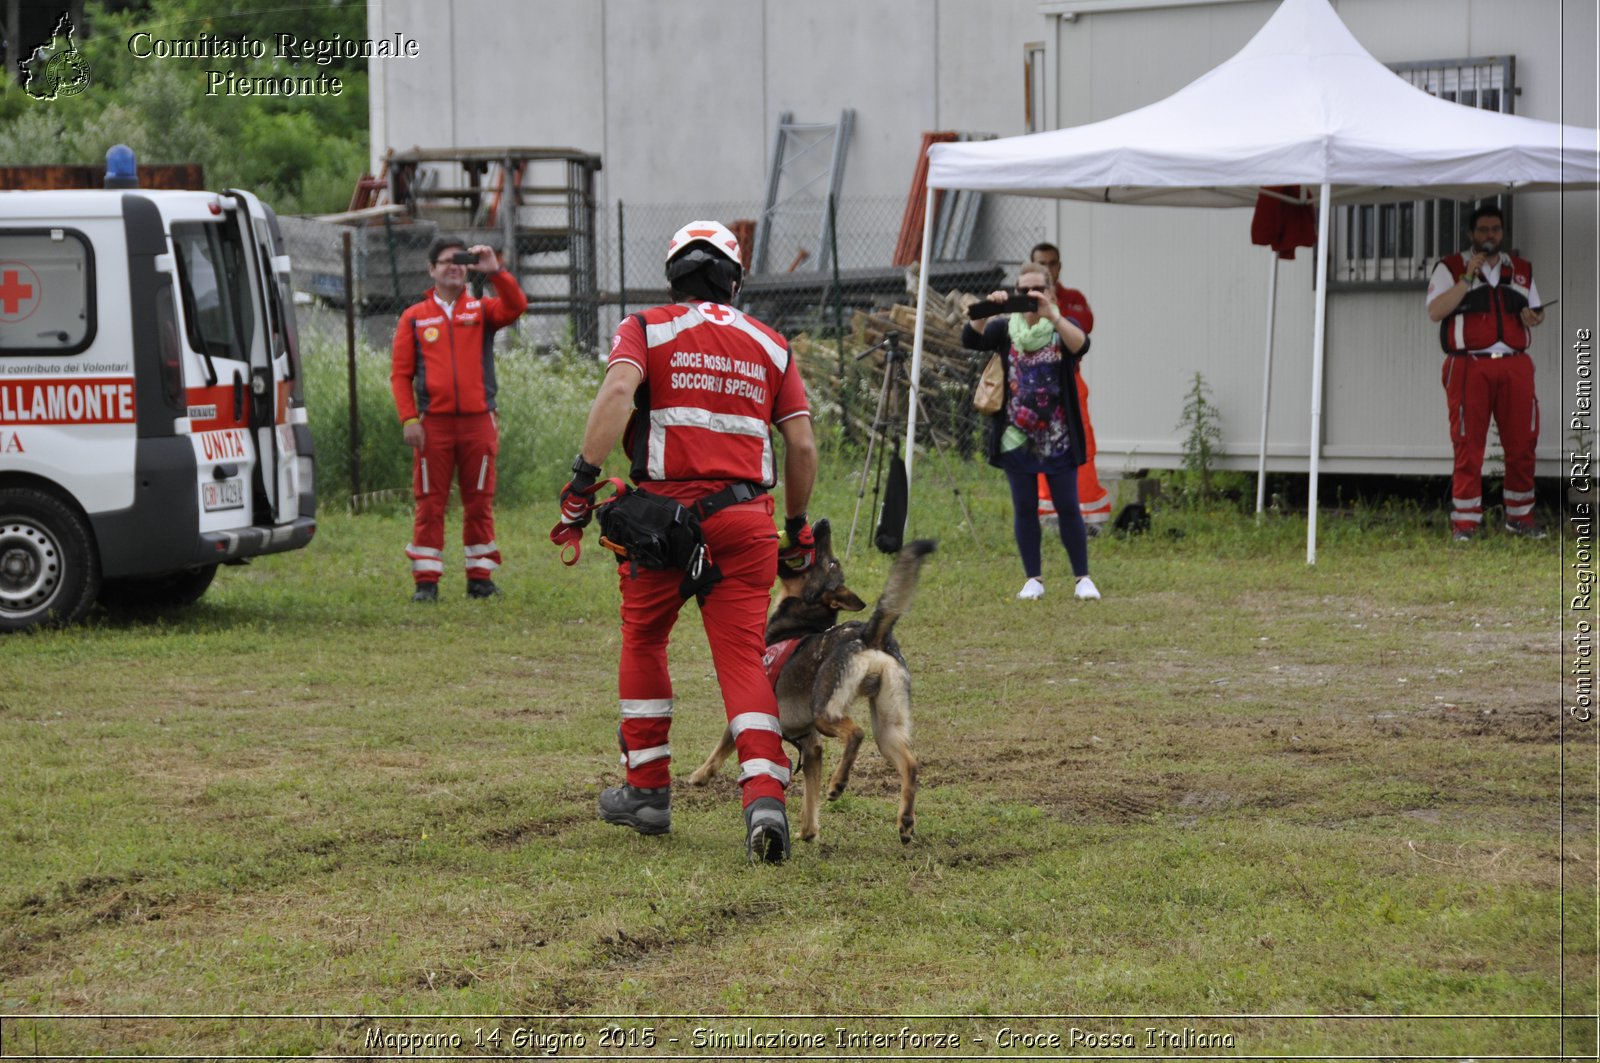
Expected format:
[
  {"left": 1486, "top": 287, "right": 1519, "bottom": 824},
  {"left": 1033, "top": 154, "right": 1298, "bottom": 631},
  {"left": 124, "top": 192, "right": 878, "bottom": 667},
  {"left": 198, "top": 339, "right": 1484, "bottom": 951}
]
[{"left": 232, "top": 371, "right": 245, "bottom": 422}]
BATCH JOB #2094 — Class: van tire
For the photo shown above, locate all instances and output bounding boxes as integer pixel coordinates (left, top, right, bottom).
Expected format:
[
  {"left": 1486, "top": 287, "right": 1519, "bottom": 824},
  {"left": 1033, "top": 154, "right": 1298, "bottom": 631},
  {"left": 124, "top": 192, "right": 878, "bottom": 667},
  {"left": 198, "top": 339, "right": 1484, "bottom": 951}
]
[
  {"left": 0, "top": 487, "right": 102, "bottom": 633},
  {"left": 99, "top": 565, "right": 218, "bottom": 612}
]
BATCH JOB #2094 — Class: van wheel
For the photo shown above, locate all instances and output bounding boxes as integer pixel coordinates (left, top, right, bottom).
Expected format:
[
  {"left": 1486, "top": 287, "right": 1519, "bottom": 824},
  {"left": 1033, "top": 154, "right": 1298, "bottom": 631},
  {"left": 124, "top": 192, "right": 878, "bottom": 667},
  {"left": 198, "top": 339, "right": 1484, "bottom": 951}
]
[
  {"left": 99, "top": 565, "right": 218, "bottom": 611},
  {"left": 0, "top": 487, "right": 101, "bottom": 633}
]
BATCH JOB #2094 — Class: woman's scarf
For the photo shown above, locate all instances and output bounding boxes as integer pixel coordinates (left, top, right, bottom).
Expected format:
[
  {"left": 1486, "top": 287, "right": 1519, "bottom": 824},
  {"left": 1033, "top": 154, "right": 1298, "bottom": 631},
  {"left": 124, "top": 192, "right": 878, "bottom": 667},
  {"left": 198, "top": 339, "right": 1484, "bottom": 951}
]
[{"left": 1008, "top": 313, "right": 1057, "bottom": 352}]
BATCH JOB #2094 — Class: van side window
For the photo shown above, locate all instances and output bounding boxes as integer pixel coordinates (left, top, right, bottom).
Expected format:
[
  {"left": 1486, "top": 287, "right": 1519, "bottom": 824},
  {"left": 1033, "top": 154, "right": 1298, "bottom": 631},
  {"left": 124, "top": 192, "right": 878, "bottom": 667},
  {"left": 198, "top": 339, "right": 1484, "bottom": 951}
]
[
  {"left": 172, "top": 222, "right": 256, "bottom": 361},
  {"left": 0, "top": 229, "right": 94, "bottom": 356}
]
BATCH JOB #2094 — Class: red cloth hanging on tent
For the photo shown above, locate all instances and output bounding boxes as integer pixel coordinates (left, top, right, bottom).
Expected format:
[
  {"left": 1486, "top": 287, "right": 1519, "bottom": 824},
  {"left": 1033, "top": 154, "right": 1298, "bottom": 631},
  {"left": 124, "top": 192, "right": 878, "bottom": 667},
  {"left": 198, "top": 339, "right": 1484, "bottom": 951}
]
[{"left": 1250, "top": 185, "right": 1317, "bottom": 259}]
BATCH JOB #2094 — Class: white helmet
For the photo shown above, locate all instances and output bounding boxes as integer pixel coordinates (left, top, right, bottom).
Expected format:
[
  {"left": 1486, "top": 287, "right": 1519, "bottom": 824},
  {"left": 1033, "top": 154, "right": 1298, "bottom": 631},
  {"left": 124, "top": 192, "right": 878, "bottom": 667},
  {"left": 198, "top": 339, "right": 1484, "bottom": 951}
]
[{"left": 665, "top": 220, "right": 742, "bottom": 268}]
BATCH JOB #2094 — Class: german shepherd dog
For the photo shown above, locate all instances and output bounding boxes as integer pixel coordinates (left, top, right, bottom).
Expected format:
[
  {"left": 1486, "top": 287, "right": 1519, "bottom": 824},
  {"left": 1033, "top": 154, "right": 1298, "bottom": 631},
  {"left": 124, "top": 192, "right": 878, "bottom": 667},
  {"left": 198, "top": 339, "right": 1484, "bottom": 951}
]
[{"left": 688, "top": 520, "right": 936, "bottom": 844}]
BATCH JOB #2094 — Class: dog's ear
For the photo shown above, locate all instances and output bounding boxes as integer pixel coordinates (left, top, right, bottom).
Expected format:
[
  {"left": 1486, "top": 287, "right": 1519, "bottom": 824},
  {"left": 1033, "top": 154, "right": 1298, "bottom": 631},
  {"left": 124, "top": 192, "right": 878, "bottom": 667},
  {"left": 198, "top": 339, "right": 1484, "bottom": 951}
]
[{"left": 826, "top": 587, "right": 867, "bottom": 612}]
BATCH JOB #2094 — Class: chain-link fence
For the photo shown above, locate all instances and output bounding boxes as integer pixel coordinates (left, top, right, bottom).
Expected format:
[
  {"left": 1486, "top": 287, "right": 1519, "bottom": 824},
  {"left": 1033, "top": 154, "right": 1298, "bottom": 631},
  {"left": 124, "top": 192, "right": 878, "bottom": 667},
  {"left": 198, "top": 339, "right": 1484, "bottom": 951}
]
[{"left": 287, "top": 193, "right": 1051, "bottom": 511}]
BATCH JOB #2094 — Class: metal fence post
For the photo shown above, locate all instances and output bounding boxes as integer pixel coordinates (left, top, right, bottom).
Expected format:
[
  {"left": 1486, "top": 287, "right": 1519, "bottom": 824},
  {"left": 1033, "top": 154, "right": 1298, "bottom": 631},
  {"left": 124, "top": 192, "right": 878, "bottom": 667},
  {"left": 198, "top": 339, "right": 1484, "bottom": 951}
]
[
  {"left": 342, "top": 230, "right": 361, "bottom": 505},
  {"left": 828, "top": 193, "right": 849, "bottom": 442},
  {"left": 617, "top": 200, "right": 627, "bottom": 320},
  {"left": 382, "top": 212, "right": 402, "bottom": 309}
]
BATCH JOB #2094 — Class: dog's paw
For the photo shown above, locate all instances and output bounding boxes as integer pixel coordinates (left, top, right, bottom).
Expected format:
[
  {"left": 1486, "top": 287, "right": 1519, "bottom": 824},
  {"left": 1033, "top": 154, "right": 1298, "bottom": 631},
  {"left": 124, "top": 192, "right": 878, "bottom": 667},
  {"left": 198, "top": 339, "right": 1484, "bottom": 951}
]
[
  {"left": 898, "top": 816, "right": 915, "bottom": 844},
  {"left": 686, "top": 767, "right": 713, "bottom": 786}
]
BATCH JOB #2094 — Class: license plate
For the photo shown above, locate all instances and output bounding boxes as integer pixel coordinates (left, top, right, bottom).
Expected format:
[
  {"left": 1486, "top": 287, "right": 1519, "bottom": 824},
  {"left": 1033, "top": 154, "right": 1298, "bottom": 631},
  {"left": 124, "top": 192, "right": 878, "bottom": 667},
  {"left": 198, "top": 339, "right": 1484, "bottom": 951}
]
[{"left": 202, "top": 478, "right": 244, "bottom": 512}]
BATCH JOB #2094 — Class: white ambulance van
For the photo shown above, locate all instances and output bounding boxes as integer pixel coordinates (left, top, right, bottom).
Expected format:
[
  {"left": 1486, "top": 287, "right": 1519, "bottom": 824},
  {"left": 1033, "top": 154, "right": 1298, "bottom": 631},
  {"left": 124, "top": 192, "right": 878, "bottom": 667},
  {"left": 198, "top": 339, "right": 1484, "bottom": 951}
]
[{"left": 0, "top": 160, "right": 316, "bottom": 631}]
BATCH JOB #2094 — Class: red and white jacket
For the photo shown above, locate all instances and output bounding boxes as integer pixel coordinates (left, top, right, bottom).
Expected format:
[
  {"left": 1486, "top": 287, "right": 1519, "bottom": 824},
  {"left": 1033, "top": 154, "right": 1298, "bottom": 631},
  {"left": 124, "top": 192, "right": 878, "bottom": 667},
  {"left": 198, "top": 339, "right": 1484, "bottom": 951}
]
[
  {"left": 608, "top": 301, "right": 810, "bottom": 487},
  {"left": 390, "top": 270, "right": 529, "bottom": 421},
  {"left": 1053, "top": 283, "right": 1094, "bottom": 335},
  {"left": 1433, "top": 251, "right": 1534, "bottom": 354}
]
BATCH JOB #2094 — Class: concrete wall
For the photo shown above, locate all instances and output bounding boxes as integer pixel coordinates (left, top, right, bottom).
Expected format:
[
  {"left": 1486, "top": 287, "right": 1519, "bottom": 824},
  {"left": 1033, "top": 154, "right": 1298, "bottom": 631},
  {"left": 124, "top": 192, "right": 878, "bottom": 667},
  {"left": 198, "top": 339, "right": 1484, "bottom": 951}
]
[{"left": 369, "top": 0, "right": 1057, "bottom": 205}]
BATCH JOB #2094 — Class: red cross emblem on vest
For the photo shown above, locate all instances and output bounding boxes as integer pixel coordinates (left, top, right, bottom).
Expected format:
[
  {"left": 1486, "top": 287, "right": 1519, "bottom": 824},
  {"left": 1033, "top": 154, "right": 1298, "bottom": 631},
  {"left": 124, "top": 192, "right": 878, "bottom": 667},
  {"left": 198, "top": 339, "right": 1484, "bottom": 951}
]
[
  {"left": 0, "top": 264, "right": 40, "bottom": 322},
  {"left": 699, "top": 302, "right": 733, "bottom": 323}
]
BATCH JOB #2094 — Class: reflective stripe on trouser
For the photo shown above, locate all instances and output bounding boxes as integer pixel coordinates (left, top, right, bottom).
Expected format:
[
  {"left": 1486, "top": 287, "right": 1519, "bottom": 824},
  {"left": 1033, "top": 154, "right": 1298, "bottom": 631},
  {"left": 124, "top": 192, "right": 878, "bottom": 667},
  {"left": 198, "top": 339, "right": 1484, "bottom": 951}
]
[
  {"left": 405, "top": 543, "right": 444, "bottom": 579},
  {"left": 1451, "top": 495, "right": 1484, "bottom": 526},
  {"left": 615, "top": 495, "right": 789, "bottom": 803},
  {"left": 617, "top": 698, "right": 673, "bottom": 785},
  {"left": 1442, "top": 354, "right": 1538, "bottom": 530},
  {"left": 410, "top": 411, "right": 501, "bottom": 582},
  {"left": 465, "top": 540, "right": 500, "bottom": 579},
  {"left": 1504, "top": 488, "right": 1536, "bottom": 520}
]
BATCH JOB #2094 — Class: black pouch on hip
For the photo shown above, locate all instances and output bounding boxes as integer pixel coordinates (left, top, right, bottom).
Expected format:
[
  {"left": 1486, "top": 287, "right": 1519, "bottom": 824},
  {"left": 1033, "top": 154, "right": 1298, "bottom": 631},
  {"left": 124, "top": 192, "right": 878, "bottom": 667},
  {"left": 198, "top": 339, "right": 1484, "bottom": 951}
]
[{"left": 597, "top": 487, "right": 708, "bottom": 579}]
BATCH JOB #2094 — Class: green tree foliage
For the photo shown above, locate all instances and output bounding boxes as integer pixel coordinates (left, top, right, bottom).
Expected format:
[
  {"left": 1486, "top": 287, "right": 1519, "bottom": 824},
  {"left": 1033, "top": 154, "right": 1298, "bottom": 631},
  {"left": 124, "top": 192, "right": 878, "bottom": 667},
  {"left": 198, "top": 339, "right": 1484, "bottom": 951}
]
[{"left": 0, "top": 0, "right": 368, "bottom": 214}]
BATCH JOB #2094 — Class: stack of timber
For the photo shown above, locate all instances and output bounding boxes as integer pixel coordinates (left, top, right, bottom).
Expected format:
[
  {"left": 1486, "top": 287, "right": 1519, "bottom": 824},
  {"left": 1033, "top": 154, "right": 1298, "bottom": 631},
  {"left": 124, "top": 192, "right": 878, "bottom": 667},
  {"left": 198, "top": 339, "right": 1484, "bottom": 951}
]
[
  {"left": 850, "top": 287, "right": 981, "bottom": 368},
  {"left": 788, "top": 286, "right": 987, "bottom": 449}
]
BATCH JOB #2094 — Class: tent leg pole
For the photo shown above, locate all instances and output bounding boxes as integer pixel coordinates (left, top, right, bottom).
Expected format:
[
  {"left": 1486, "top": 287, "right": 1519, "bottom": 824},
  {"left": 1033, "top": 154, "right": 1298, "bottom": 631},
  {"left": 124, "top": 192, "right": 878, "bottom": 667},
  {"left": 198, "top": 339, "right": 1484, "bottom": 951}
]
[
  {"left": 1307, "top": 183, "right": 1332, "bottom": 565},
  {"left": 1256, "top": 251, "right": 1279, "bottom": 515},
  {"left": 903, "top": 185, "right": 937, "bottom": 532}
]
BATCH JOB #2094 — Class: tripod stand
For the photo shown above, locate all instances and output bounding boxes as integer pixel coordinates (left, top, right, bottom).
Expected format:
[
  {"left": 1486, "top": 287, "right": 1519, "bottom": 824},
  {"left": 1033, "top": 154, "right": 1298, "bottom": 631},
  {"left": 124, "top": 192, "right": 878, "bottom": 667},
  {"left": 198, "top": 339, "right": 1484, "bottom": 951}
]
[{"left": 845, "top": 330, "right": 981, "bottom": 558}]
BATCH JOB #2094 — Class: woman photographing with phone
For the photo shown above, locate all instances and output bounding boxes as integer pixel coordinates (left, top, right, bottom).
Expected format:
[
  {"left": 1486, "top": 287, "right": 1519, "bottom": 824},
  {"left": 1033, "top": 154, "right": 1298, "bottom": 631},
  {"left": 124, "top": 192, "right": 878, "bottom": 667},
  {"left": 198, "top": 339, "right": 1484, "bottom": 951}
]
[{"left": 962, "top": 266, "right": 1100, "bottom": 601}]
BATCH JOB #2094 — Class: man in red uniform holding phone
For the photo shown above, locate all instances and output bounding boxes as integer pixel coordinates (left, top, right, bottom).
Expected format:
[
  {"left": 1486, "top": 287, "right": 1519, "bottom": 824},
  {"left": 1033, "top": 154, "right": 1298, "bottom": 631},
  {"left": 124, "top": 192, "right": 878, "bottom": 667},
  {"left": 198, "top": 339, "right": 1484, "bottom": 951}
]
[{"left": 391, "top": 238, "right": 528, "bottom": 600}]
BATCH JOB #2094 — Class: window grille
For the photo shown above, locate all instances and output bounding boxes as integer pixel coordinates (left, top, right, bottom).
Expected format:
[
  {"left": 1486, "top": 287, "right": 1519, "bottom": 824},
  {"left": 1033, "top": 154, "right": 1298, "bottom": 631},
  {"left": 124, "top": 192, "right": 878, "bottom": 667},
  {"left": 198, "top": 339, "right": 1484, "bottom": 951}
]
[{"left": 1331, "top": 56, "right": 1516, "bottom": 288}]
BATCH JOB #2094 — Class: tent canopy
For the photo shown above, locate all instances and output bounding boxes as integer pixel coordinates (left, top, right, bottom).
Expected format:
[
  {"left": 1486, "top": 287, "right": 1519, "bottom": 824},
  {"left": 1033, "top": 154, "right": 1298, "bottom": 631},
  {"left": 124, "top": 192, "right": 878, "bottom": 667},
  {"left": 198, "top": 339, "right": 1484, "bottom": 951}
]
[{"left": 926, "top": 0, "right": 1598, "bottom": 207}]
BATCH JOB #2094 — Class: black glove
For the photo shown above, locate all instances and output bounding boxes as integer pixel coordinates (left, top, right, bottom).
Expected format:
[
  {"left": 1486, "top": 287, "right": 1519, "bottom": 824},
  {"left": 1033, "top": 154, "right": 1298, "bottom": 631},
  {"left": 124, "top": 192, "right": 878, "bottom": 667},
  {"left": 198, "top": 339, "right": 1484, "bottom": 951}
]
[{"left": 559, "top": 455, "right": 602, "bottom": 529}]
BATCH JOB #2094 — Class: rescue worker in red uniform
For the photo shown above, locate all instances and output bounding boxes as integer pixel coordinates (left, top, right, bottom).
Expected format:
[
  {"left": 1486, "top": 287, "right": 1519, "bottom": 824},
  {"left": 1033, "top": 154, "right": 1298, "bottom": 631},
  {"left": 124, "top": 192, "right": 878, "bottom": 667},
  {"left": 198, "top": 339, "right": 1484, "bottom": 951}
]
[
  {"left": 1028, "top": 243, "right": 1111, "bottom": 535},
  {"left": 1425, "top": 205, "right": 1547, "bottom": 540},
  {"left": 391, "top": 239, "right": 528, "bottom": 600},
  {"left": 557, "top": 221, "right": 818, "bottom": 863}
]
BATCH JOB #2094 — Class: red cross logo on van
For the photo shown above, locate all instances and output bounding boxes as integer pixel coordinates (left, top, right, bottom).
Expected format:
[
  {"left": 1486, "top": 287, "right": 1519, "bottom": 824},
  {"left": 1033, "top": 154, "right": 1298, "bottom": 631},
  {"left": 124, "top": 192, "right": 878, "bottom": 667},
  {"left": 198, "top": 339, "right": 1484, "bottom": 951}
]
[{"left": 0, "top": 264, "right": 41, "bottom": 322}]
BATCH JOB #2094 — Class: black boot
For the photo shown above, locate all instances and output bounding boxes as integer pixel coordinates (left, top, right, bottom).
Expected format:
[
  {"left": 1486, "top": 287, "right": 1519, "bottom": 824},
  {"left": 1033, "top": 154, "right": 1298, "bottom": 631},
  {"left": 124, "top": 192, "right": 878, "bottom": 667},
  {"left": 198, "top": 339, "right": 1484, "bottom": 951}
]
[
  {"left": 598, "top": 784, "right": 671, "bottom": 835},
  {"left": 744, "top": 797, "right": 790, "bottom": 864}
]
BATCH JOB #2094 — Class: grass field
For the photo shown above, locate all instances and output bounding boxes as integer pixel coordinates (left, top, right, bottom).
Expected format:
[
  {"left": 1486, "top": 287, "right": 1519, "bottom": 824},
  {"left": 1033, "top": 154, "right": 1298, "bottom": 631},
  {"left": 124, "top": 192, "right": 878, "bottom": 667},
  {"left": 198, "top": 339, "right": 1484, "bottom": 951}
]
[{"left": 0, "top": 461, "right": 1592, "bottom": 1059}]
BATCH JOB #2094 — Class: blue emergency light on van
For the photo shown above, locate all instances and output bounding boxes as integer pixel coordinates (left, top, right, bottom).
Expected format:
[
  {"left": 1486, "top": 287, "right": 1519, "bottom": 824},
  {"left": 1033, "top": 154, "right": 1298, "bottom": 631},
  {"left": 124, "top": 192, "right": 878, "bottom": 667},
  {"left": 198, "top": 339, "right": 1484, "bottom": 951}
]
[{"left": 104, "top": 144, "right": 138, "bottom": 189}]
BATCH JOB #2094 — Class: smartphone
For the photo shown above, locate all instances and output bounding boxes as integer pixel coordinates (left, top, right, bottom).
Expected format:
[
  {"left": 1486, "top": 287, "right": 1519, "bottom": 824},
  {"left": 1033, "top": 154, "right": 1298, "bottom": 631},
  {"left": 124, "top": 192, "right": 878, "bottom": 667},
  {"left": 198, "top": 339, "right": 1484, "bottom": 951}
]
[
  {"left": 449, "top": 250, "right": 478, "bottom": 265},
  {"left": 968, "top": 294, "right": 1039, "bottom": 320}
]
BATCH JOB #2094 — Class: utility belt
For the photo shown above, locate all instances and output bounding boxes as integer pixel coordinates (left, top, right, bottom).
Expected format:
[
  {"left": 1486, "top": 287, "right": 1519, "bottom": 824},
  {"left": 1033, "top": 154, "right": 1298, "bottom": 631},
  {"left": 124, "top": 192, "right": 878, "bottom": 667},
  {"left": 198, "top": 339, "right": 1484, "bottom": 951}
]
[
  {"left": 1447, "top": 350, "right": 1526, "bottom": 360},
  {"left": 598, "top": 481, "right": 766, "bottom": 599}
]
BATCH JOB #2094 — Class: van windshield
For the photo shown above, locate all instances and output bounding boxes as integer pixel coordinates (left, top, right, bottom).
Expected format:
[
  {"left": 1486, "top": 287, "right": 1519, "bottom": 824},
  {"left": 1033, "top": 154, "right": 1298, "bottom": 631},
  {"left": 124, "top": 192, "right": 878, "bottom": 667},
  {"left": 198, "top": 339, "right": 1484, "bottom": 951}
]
[{"left": 172, "top": 221, "right": 256, "bottom": 362}]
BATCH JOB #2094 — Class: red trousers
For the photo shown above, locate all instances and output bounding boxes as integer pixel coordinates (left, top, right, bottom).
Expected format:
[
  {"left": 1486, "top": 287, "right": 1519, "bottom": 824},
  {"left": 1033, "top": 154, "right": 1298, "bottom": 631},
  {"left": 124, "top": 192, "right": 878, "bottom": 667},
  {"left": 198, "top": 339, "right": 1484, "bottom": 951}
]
[
  {"left": 1441, "top": 354, "right": 1539, "bottom": 530},
  {"left": 614, "top": 494, "right": 789, "bottom": 808},
  {"left": 1040, "top": 369, "right": 1110, "bottom": 525},
  {"left": 406, "top": 411, "right": 501, "bottom": 584}
]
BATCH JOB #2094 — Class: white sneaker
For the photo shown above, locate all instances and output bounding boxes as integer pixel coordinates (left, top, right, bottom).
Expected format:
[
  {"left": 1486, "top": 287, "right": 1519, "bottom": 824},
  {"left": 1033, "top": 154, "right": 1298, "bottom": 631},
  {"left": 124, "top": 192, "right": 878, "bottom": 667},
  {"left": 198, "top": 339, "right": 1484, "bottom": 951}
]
[
  {"left": 1074, "top": 576, "right": 1101, "bottom": 601},
  {"left": 1017, "top": 577, "right": 1045, "bottom": 600}
]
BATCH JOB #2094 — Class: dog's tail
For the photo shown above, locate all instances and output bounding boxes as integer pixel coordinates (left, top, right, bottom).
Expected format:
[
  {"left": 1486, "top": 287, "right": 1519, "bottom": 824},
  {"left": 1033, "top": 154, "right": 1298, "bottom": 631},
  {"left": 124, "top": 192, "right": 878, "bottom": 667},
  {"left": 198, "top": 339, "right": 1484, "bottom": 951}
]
[{"left": 860, "top": 539, "right": 937, "bottom": 651}]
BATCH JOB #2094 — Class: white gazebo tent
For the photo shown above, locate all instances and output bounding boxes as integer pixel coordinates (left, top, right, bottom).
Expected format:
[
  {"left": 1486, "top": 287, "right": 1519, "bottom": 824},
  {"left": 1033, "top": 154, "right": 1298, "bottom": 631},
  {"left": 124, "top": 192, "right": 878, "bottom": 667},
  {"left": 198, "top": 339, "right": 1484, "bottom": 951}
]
[{"left": 903, "top": 0, "right": 1598, "bottom": 562}]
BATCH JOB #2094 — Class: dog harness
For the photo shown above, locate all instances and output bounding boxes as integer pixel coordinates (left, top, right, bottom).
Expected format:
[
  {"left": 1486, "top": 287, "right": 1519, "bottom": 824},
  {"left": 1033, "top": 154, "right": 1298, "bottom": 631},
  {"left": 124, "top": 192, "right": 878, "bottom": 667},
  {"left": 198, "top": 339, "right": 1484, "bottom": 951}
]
[{"left": 761, "top": 637, "right": 805, "bottom": 691}]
